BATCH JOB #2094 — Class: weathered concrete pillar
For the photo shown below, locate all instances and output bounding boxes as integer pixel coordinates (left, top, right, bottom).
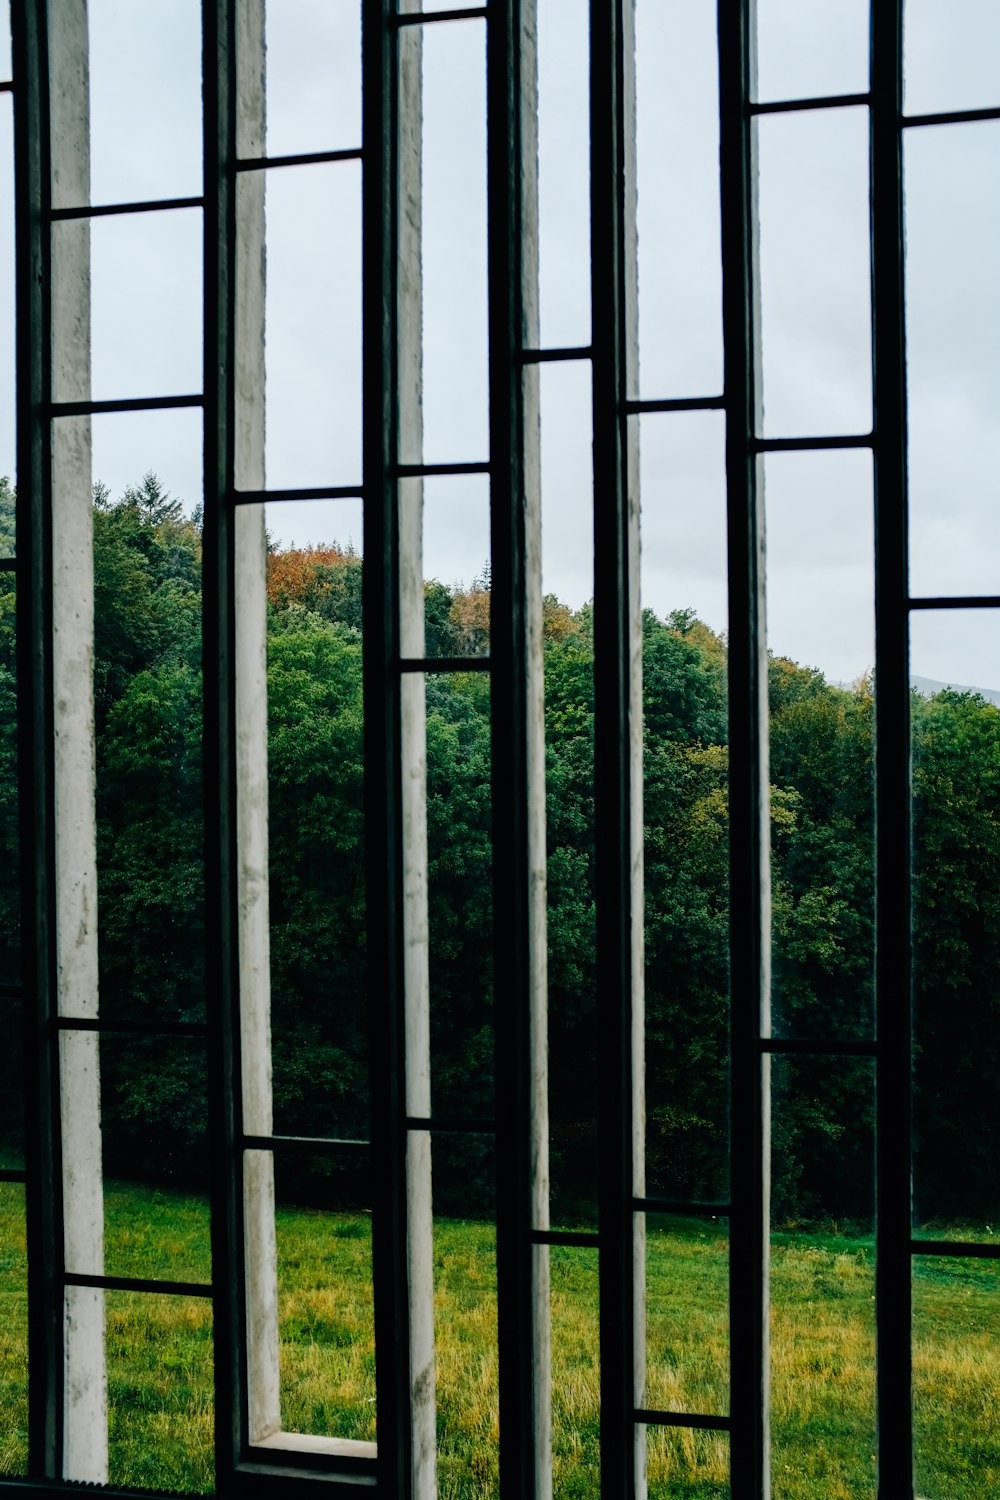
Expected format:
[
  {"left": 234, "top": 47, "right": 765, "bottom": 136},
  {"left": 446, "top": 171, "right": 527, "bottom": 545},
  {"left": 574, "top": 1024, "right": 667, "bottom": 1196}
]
[
  {"left": 397, "top": 10, "right": 437, "bottom": 1495},
  {"left": 516, "top": 4, "right": 552, "bottom": 1494},
  {"left": 47, "top": 0, "right": 107, "bottom": 1482},
  {"left": 623, "top": 3, "right": 646, "bottom": 1492},
  {"left": 232, "top": 0, "right": 282, "bottom": 1449}
]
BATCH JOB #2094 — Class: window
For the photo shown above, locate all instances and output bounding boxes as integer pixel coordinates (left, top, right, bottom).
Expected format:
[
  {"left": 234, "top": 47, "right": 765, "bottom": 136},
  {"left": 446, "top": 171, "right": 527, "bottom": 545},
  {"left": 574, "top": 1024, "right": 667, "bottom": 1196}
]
[{"left": 2, "top": 1, "right": 997, "bottom": 1496}]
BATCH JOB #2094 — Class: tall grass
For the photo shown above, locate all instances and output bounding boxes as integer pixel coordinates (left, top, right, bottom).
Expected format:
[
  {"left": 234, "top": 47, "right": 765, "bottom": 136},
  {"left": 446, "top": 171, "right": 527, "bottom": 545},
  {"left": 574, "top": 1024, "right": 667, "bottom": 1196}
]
[{"left": 0, "top": 1183, "right": 996, "bottom": 1496}]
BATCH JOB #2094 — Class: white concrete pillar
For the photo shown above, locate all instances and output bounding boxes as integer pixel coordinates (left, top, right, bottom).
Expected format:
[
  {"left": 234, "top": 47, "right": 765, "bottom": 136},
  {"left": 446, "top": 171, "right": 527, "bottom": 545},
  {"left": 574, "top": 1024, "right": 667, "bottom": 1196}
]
[
  {"left": 47, "top": 0, "right": 107, "bottom": 1482},
  {"left": 516, "top": 3, "right": 553, "bottom": 1493},
  {"left": 622, "top": 3, "right": 646, "bottom": 1493},
  {"left": 396, "top": 10, "right": 437, "bottom": 1495},
  {"left": 232, "top": 0, "right": 282, "bottom": 1449}
]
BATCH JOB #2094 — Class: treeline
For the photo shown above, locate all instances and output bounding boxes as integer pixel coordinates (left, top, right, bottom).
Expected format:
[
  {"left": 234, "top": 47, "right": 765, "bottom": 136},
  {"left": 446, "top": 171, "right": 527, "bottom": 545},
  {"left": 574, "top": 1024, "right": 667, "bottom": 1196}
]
[{"left": 0, "top": 475, "right": 997, "bottom": 1225}]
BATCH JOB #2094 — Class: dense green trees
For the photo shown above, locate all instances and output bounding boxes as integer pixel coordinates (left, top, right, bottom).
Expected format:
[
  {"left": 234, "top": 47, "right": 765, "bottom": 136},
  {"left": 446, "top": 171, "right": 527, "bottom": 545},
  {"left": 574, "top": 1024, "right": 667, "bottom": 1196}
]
[{"left": 0, "top": 476, "right": 998, "bottom": 1224}]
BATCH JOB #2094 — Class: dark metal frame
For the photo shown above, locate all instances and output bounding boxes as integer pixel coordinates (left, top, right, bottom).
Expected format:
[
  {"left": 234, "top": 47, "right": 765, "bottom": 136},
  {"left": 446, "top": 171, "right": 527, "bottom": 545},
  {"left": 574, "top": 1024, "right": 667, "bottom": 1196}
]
[{"left": 5, "top": 0, "right": 997, "bottom": 1496}]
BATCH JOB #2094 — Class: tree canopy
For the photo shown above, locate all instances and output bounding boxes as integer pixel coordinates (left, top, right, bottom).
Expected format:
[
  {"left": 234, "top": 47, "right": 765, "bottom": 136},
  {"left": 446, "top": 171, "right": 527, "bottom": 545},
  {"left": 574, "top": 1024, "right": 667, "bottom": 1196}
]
[{"left": 0, "top": 476, "right": 996, "bottom": 1225}]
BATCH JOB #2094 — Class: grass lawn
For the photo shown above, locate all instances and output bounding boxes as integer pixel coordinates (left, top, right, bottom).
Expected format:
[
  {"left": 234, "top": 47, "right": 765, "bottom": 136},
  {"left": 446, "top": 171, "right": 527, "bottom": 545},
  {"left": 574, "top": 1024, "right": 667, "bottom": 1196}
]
[{"left": 0, "top": 1183, "right": 996, "bottom": 1496}]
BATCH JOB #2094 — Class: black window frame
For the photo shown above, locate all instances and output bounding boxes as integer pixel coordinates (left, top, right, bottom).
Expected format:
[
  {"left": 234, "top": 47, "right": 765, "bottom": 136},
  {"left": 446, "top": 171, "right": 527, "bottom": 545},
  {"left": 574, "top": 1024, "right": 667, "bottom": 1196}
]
[{"left": 4, "top": 1, "right": 998, "bottom": 1497}]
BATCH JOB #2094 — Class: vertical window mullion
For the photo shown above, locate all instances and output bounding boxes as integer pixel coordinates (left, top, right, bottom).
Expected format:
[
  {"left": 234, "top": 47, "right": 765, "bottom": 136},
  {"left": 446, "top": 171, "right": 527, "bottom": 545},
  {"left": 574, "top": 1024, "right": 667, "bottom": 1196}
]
[
  {"left": 488, "top": 1, "right": 550, "bottom": 1496},
  {"left": 13, "top": 0, "right": 62, "bottom": 1475},
  {"left": 718, "top": 2, "right": 770, "bottom": 1497},
  {"left": 363, "top": 3, "right": 414, "bottom": 1495},
  {"left": 870, "top": 1, "right": 913, "bottom": 1493},
  {"left": 203, "top": 0, "right": 244, "bottom": 1479},
  {"left": 591, "top": 0, "right": 643, "bottom": 1494}
]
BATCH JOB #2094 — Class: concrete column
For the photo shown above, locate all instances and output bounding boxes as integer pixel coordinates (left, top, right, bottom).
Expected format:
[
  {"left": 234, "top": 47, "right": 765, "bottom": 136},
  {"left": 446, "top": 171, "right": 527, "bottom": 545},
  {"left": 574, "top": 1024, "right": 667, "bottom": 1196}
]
[
  {"left": 396, "top": 11, "right": 437, "bottom": 1496},
  {"left": 47, "top": 0, "right": 107, "bottom": 1483},
  {"left": 516, "top": 3, "right": 553, "bottom": 1493},
  {"left": 622, "top": 3, "right": 646, "bottom": 1493},
  {"left": 232, "top": 0, "right": 282, "bottom": 1448}
]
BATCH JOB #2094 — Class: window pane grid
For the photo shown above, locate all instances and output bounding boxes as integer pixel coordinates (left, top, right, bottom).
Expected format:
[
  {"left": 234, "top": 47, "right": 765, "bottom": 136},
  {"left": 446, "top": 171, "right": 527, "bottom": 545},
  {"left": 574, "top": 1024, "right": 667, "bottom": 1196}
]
[{"left": 6, "top": 0, "right": 993, "bottom": 1494}]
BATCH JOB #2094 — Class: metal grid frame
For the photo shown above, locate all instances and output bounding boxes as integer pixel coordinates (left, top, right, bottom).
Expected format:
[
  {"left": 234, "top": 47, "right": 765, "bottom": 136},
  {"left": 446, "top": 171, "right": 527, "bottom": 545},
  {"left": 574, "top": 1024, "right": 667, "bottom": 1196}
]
[{"left": 3, "top": 0, "right": 997, "bottom": 1496}]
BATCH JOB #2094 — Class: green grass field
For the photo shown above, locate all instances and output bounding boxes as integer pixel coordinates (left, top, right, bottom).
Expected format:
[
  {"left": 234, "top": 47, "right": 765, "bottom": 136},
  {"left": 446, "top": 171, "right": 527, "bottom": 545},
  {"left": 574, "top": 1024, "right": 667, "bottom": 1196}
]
[{"left": 0, "top": 1183, "right": 996, "bottom": 1497}]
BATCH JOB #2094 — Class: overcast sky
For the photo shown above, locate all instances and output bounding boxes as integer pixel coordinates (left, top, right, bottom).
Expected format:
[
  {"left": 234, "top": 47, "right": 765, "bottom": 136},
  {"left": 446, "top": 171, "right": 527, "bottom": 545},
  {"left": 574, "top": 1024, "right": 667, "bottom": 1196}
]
[{"left": 2, "top": 0, "right": 1000, "bottom": 688}]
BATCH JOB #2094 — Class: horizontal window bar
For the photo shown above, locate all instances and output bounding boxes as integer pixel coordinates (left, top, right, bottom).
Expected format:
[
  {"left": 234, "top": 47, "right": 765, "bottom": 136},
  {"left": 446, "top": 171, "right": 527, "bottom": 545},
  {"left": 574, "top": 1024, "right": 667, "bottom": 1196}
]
[
  {"left": 0, "top": 982, "right": 22, "bottom": 998},
  {"left": 911, "top": 1239, "right": 1000, "bottom": 1260},
  {"left": 235, "top": 147, "right": 363, "bottom": 172},
  {"left": 520, "top": 346, "right": 593, "bottom": 365},
  {"left": 243, "top": 1133, "right": 370, "bottom": 1155},
  {"left": 398, "top": 656, "right": 491, "bottom": 674},
  {"left": 633, "top": 1197, "right": 730, "bottom": 1216},
  {"left": 405, "top": 1115, "right": 497, "bottom": 1134},
  {"left": 0, "top": 559, "right": 16, "bottom": 573},
  {"left": 909, "top": 595, "right": 1000, "bottom": 611},
  {"left": 635, "top": 1409, "right": 732, "bottom": 1432},
  {"left": 393, "top": 461, "right": 490, "bottom": 478},
  {"left": 0, "top": 81, "right": 12, "bottom": 94},
  {"left": 234, "top": 485, "right": 365, "bottom": 505},
  {"left": 761, "top": 1037, "right": 878, "bottom": 1057},
  {"left": 531, "top": 1230, "right": 601, "bottom": 1248},
  {"left": 394, "top": 6, "right": 488, "bottom": 25},
  {"left": 51, "top": 394, "right": 203, "bottom": 418},
  {"left": 749, "top": 91, "right": 870, "bottom": 117},
  {"left": 626, "top": 394, "right": 725, "bottom": 415},
  {"left": 752, "top": 432, "right": 873, "bottom": 453},
  {"left": 50, "top": 196, "right": 204, "bottom": 222},
  {"left": 65, "top": 1272, "right": 214, "bottom": 1298},
  {"left": 903, "top": 105, "right": 1000, "bottom": 129},
  {"left": 54, "top": 1016, "right": 207, "bottom": 1038},
  {"left": 0, "top": 1169, "right": 27, "bottom": 1184},
  {"left": 242, "top": 1445, "right": 377, "bottom": 1479}
]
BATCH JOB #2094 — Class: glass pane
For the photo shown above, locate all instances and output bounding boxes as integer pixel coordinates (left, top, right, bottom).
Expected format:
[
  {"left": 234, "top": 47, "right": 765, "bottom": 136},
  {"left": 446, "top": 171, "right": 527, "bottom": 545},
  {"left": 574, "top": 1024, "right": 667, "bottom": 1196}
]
[
  {"left": 264, "top": 0, "right": 361, "bottom": 158},
  {"left": 538, "top": 0, "right": 590, "bottom": 349},
  {"left": 911, "top": 611, "right": 1000, "bottom": 1227},
  {"left": 433, "top": 1135, "right": 498, "bottom": 1492},
  {"left": 401, "top": 473, "right": 492, "bottom": 661},
  {"left": 0, "top": 573, "right": 17, "bottom": 992},
  {"left": 91, "top": 407, "right": 203, "bottom": 513},
  {"left": 913, "top": 1252, "right": 1000, "bottom": 1500},
  {"left": 256, "top": 162, "right": 362, "bottom": 490},
  {"left": 85, "top": 208, "right": 203, "bottom": 403},
  {"left": 88, "top": 412, "right": 205, "bottom": 1023},
  {"left": 905, "top": 122, "right": 1000, "bottom": 599},
  {"left": 0, "top": 4, "right": 10, "bottom": 81},
  {"left": 647, "top": 1428, "right": 730, "bottom": 1499},
  {"left": 0, "top": 99, "right": 12, "bottom": 483},
  {"left": 755, "top": 0, "right": 869, "bottom": 104},
  {"left": 904, "top": 0, "right": 1000, "bottom": 118},
  {"left": 417, "top": 20, "right": 489, "bottom": 465},
  {"left": 0, "top": 1002, "right": 21, "bottom": 1170},
  {"left": 640, "top": 412, "right": 729, "bottom": 1207},
  {"left": 766, "top": 451, "right": 875, "bottom": 1042},
  {"left": 550, "top": 1245, "right": 600, "bottom": 1497},
  {"left": 106, "top": 1292, "right": 213, "bottom": 1492},
  {"left": 271, "top": 1149, "right": 376, "bottom": 1444},
  {"left": 640, "top": 410, "right": 728, "bottom": 637},
  {"left": 427, "top": 671, "right": 493, "bottom": 1122},
  {"left": 636, "top": 0, "right": 722, "bottom": 401},
  {"left": 262, "top": 500, "right": 368, "bottom": 1141},
  {"left": 99, "top": 1037, "right": 210, "bottom": 1286},
  {"left": 771, "top": 1057, "right": 876, "bottom": 1500},
  {"left": 0, "top": 1180, "right": 27, "bottom": 1477},
  {"left": 758, "top": 107, "right": 872, "bottom": 438},
  {"left": 89, "top": 0, "right": 202, "bottom": 204},
  {"left": 646, "top": 1211, "right": 730, "bottom": 1418},
  {"left": 542, "top": 364, "right": 597, "bottom": 1227}
]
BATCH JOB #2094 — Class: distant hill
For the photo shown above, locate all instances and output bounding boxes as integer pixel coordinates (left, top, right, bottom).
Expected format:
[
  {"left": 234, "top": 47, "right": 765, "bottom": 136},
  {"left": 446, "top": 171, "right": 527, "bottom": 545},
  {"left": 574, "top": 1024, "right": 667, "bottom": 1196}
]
[{"left": 911, "top": 674, "right": 1000, "bottom": 708}]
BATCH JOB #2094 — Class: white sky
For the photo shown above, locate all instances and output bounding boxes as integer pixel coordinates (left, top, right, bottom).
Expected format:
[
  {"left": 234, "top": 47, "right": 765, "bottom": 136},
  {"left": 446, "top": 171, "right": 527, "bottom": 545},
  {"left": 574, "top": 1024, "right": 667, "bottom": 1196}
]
[{"left": 1, "top": 0, "right": 1000, "bottom": 688}]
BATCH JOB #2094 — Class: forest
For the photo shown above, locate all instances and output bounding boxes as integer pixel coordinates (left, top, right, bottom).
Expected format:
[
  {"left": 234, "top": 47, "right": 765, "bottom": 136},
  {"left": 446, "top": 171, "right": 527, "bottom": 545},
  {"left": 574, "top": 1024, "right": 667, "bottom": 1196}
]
[{"left": 0, "top": 472, "right": 997, "bottom": 1228}]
